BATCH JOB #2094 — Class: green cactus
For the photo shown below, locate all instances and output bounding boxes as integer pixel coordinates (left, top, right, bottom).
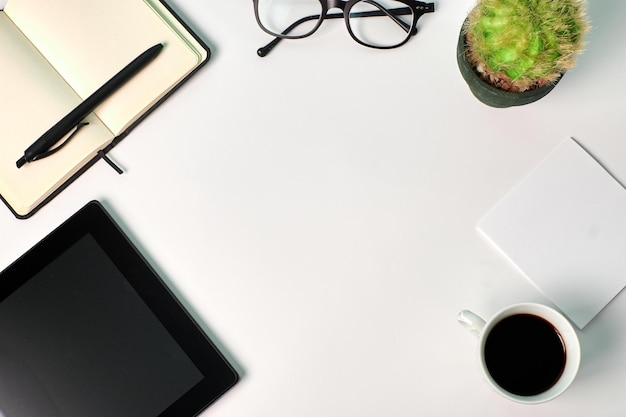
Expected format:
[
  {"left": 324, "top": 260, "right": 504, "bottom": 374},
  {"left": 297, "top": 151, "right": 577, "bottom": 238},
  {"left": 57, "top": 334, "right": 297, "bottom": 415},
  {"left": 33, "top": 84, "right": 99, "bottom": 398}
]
[{"left": 464, "top": 0, "right": 589, "bottom": 92}]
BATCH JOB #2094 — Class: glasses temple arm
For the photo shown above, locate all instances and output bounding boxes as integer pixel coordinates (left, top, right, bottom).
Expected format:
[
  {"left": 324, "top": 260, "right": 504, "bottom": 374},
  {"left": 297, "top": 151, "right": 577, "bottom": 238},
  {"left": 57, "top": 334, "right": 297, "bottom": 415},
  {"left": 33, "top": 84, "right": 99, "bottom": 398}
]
[
  {"left": 258, "top": 14, "right": 322, "bottom": 57},
  {"left": 346, "top": 2, "right": 434, "bottom": 35},
  {"left": 353, "top": 3, "right": 412, "bottom": 32}
]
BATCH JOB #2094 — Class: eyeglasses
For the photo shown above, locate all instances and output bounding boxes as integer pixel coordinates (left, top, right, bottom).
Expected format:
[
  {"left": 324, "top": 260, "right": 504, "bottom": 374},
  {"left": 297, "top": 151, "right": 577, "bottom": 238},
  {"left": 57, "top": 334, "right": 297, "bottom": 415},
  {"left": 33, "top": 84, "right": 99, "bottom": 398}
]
[{"left": 253, "top": 0, "right": 435, "bottom": 57}]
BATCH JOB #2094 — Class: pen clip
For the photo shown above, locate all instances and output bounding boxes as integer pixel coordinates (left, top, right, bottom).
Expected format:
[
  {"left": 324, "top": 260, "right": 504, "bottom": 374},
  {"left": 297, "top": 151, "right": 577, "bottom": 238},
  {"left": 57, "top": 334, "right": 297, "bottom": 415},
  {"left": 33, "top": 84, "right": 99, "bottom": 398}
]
[{"left": 31, "top": 121, "right": 89, "bottom": 162}]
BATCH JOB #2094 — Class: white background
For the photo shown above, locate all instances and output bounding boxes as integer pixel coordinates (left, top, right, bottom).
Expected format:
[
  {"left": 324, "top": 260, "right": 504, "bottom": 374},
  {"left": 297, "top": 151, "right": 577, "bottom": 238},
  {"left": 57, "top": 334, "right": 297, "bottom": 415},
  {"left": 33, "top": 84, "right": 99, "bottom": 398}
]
[{"left": 2, "top": 0, "right": 626, "bottom": 415}]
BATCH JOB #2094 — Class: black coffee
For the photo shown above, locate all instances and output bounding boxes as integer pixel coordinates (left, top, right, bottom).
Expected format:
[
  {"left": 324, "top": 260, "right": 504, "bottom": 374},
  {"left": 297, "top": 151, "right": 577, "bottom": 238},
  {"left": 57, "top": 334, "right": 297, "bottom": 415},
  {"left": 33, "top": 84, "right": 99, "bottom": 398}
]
[{"left": 484, "top": 314, "right": 566, "bottom": 396}]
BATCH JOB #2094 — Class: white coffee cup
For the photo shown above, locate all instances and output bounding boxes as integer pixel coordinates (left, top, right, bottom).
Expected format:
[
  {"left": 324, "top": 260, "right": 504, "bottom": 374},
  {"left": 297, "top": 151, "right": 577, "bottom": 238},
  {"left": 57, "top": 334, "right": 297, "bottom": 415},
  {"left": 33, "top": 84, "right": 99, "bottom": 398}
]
[{"left": 458, "top": 303, "right": 581, "bottom": 404}]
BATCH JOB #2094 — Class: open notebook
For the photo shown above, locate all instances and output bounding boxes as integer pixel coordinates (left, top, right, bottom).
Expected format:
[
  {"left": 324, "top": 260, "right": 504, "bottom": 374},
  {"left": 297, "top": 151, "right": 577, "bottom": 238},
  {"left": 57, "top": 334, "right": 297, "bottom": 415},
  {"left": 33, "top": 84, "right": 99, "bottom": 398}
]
[{"left": 0, "top": 0, "right": 209, "bottom": 218}]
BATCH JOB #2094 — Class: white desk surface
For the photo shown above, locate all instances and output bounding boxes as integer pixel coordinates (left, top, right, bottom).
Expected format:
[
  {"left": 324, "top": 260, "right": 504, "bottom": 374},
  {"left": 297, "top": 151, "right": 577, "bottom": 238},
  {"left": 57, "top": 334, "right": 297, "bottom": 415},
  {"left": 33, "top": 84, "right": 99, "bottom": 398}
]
[{"left": 2, "top": 0, "right": 626, "bottom": 415}]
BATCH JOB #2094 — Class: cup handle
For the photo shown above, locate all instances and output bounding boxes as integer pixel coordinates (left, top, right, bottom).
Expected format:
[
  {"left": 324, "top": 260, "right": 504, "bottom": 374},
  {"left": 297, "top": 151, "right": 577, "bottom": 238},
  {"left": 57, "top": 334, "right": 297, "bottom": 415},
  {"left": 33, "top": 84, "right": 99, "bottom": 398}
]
[{"left": 457, "top": 310, "right": 486, "bottom": 337}]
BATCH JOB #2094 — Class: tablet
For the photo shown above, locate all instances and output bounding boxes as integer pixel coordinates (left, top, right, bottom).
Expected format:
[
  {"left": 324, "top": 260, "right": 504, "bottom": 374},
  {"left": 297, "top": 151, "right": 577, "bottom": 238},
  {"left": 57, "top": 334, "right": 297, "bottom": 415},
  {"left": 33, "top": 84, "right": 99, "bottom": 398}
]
[{"left": 0, "top": 201, "right": 238, "bottom": 416}]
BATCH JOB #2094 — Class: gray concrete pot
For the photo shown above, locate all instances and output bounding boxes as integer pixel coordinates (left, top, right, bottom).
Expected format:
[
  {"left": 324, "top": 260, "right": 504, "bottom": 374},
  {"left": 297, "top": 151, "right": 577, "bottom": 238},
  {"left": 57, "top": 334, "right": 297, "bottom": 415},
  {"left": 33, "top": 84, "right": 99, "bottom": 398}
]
[{"left": 456, "top": 25, "right": 562, "bottom": 108}]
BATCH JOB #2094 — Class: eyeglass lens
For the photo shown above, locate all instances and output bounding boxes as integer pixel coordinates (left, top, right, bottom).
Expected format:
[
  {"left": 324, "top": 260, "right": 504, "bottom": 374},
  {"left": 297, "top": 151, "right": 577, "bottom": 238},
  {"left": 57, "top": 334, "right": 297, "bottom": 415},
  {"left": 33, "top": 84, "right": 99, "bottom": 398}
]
[
  {"left": 256, "top": 0, "right": 323, "bottom": 38},
  {"left": 256, "top": 0, "right": 415, "bottom": 47},
  {"left": 348, "top": 0, "right": 414, "bottom": 47}
]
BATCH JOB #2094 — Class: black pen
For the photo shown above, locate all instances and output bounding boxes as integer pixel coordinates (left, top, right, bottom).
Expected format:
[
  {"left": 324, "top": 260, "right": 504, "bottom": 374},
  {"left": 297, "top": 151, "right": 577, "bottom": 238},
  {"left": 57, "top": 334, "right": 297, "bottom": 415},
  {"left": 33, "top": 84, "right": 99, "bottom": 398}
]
[{"left": 16, "top": 43, "right": 164, "bottom": 169}]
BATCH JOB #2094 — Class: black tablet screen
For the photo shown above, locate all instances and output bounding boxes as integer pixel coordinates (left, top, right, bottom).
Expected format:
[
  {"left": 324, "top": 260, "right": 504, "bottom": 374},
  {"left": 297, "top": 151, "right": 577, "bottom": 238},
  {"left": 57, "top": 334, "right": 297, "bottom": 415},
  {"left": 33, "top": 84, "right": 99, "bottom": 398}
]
[{"left": 0, "top": 233, "right": 203, "bottom": 417}]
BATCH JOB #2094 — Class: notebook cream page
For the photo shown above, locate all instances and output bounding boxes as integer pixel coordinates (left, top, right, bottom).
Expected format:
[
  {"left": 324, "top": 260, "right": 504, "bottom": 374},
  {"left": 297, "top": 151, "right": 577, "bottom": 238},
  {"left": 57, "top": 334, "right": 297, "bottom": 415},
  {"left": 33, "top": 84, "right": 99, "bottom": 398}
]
[
  {"left": 5, "top": 0, "right": 207, "bottom": 135},
  {"left": 0, "top": 12, "right": 113, "bottom": 216}
]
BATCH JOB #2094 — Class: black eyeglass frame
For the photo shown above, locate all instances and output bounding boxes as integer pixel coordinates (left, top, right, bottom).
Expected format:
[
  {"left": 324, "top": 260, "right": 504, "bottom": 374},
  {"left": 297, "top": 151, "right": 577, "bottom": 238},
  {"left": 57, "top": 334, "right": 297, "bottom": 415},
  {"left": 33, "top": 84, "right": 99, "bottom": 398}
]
[{"left": 253, "top": 0, "right": 435, "bottom": 57}]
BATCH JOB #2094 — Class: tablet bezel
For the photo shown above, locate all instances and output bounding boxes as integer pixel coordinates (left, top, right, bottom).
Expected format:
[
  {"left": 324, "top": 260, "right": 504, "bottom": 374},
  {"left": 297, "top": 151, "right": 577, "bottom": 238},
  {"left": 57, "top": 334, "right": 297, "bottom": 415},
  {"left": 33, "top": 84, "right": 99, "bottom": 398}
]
[{"left": 0, "top": 200, "right": 238, "bottom": 416}]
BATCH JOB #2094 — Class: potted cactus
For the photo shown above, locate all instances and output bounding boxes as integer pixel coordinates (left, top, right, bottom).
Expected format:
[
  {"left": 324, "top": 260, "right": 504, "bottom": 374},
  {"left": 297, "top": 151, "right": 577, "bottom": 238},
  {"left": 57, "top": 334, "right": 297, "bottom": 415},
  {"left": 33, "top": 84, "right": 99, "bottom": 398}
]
[{"left": 457, "top": 0, "right": 590, "bottom": 108}]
